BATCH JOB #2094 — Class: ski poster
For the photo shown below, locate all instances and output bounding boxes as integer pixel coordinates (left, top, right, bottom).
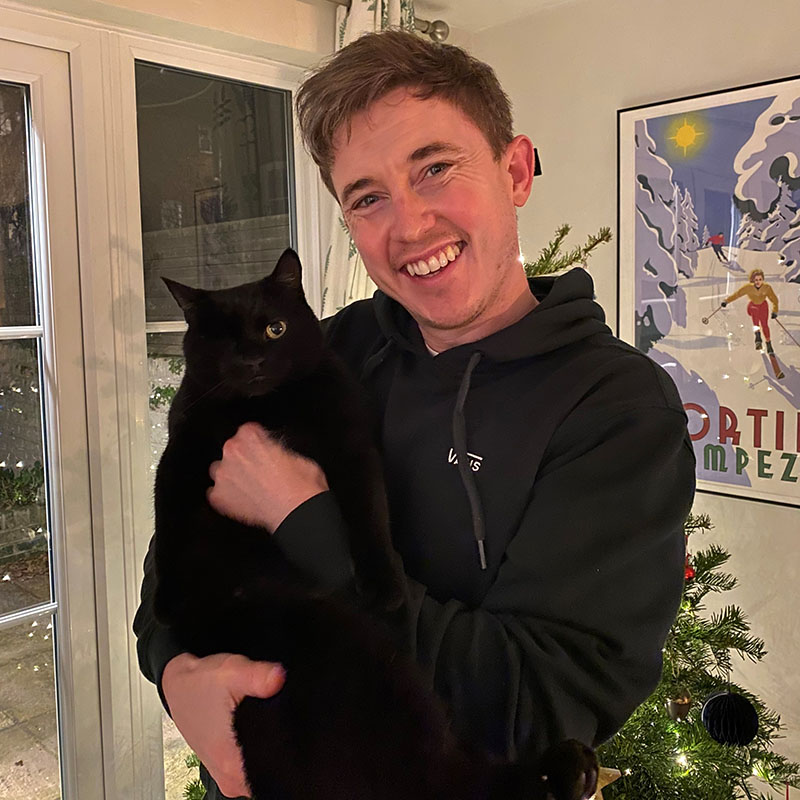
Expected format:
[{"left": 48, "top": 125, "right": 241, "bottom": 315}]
[{"left": 618, "top": 77, "right": 800, "bottom": 506}]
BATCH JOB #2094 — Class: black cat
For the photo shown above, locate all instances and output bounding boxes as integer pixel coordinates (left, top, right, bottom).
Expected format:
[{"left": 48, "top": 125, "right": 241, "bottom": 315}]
[{"left": 153, "top": 248, "right": 598, "bottom": 800}]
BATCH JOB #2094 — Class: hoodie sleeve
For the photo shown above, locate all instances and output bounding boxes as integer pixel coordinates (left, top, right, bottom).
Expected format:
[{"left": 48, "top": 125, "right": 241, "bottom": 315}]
[
  {"left": 132, "top": 536, "right": 187, "bottom": 716},
  {"left": 404, "top": 401, "right": 695, "bottom": 760}
]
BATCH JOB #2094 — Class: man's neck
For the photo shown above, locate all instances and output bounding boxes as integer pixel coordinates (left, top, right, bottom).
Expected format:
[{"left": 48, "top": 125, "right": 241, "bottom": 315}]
[{"left": 420, "top": 287, "right": 539, "bottom": 353}]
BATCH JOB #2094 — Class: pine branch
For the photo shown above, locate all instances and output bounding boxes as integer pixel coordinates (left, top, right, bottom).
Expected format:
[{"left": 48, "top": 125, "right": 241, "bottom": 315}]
[{"left": 524, "top": 224, "right": 612, "bottom": 276}]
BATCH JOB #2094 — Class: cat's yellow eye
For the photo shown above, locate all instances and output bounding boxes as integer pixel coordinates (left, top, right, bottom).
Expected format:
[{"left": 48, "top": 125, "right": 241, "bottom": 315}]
[{"left": 265, "top": 320, "right": 287, "bottom": 340}]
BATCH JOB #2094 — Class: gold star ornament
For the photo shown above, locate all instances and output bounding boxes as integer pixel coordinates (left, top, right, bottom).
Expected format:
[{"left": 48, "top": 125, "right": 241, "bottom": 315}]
[{"left": 589, "top": 766, "right": 622, "bottom": 799}]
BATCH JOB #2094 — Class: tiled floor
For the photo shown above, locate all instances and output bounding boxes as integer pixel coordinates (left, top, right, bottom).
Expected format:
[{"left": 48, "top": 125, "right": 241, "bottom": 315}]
[
  {"left": 0, "top": 553, "right": 59, "bottom": 800},
  {"left": 0, "top": 551, "right": 199, "bottom": 800},
  {"left": 163, "top": 713, "right": 197, "bottom": 799}
]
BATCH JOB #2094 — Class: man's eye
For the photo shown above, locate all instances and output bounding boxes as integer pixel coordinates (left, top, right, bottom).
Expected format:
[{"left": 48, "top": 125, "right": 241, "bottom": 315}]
[
  {"left": 426, "top": 162, "right": 450, "bottom": 177},
  {"left": 352, "top": 194, "right": 379, "bottom": 210}
]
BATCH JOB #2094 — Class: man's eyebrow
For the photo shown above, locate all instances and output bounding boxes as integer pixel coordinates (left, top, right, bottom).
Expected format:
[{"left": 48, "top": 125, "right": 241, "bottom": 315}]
[
  {"left": 340, "top": 143, "right": 462, "bottom": 206},
  {"left": 340, "top": 177, "right": 374, "bottom": 207},
  {"left": 409, "top": 142, "right": 462, "bottom": 162}
]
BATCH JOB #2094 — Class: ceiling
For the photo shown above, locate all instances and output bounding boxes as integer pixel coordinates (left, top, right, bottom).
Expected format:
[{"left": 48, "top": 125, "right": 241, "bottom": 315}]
[{"left": 413, "top": 0, "right": 576, "bottom": 33}]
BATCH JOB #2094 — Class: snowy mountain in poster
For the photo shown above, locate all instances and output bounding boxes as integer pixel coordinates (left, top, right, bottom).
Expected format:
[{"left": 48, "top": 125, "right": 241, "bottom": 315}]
[{"left": 631, "top": 87, "right": 800, "bottom": 504}]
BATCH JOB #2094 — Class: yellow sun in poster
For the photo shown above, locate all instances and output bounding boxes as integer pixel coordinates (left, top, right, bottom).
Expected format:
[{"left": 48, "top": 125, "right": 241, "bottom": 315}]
[{"left": 667, "top": 116, "right": 706, "bottom": 157}]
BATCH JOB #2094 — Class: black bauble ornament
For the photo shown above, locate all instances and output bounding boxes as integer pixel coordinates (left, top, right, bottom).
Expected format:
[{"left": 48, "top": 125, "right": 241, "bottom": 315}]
[{"left": 701, "top": 691, "right": 759, "bottom": 746}]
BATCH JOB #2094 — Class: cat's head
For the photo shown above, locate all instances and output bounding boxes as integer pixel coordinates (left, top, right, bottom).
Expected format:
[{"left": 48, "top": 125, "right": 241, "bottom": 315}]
[{"left": 163, "top": 249, "right": 324, "bottom": 398}]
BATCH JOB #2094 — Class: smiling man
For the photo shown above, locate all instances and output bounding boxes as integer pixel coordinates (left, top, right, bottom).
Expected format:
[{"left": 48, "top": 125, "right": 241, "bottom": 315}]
[{"left": 134, "top": 30, "right": 696, "bottom": 800}]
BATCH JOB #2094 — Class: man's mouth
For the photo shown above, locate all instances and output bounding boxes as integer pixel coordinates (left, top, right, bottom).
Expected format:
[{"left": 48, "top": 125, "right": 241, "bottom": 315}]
[{"left": 403, "top": 242, "right": 464, "bottom": 277}]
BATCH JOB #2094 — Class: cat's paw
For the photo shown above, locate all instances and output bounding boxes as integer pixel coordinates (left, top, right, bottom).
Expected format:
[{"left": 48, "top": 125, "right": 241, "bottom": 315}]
[{"left": 537, "top": 740, "right": 598, "bottom": 800}]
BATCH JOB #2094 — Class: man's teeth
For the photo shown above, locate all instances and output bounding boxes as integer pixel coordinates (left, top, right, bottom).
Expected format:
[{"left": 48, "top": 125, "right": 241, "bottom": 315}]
[{"left": 405, "top": 243, "right": 461, "bottom": 276}]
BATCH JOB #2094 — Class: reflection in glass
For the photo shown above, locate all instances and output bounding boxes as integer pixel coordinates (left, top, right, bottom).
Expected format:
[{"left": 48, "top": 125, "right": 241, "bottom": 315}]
[
  {"left": 0, "top": 82, "right": 36, "bottom": 327},
  {"left": 0, "top": 339, "right": 49, "bottom": 614},
  {"left": 135, "top": 62, "right": 295, "bottom": 322},
  {"left": 0, "top": 615, "right": 60, "bottom": 799},
  {"left": 147, "top": 332, "right": 185, "bottom": 466}
]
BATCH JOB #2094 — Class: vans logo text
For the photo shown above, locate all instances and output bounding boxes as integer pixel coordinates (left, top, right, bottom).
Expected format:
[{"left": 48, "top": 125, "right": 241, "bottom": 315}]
[{"left": 447, "top": 447, "right": 483, "bottom": 472}]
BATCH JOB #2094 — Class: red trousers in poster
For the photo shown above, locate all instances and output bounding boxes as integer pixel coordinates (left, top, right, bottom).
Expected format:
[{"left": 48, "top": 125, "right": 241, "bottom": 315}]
[{"left": 747, "top": 300, "right": 771, "bottom": 340}]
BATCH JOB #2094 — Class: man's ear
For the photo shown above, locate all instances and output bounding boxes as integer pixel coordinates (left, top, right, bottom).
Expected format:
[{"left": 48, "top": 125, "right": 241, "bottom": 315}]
[
  {"left": 504, "top": 135, "right": 535, "bottom": 208},
  {"left": 270, "top": 248, "right": 303, "bottom": 291},
  {"left": 162, "top": 277, "right": 202, "bottom": 317}
]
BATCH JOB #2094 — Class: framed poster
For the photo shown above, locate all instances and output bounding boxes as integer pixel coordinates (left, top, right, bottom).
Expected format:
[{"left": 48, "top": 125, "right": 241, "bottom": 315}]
[{"left": 618, "top": 77, "right": 800, "bottom": 507}]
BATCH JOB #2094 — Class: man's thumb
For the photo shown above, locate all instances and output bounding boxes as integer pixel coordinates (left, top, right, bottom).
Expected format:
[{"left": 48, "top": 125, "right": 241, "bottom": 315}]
[{"left": 247, "top": 661, "right": 286, "bottom": 698}]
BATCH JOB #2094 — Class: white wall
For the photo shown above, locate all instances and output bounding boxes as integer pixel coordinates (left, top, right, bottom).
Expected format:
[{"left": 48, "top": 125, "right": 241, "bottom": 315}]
[
  {"left": 20, "top": 0, "right": 337, "bottom": 65},
  {"left": 474, "top": 0, "right": 800, "bottom": 784}
]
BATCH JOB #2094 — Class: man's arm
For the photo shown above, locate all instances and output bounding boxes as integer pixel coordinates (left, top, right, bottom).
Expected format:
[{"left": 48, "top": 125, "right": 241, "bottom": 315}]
[
  {"left": 209, "top": 400, "right": 694, "bottom": 760},
  {"left": 406, "top": 404, "right": 694, "bottom": 758}
]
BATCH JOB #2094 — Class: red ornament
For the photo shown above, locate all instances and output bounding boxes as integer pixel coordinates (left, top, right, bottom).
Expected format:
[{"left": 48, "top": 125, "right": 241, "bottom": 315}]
[{"left": 684, "top": 533, "right": 694, "bottom": 580}]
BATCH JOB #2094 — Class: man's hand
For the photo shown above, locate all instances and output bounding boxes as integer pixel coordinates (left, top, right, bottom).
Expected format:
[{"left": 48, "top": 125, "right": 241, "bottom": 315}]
[
  {"left": 207, "top": 422, "right": 329, "bottom": 532},
  {"left": 162, "top": 652, "right": 285, "bottom": 798}
]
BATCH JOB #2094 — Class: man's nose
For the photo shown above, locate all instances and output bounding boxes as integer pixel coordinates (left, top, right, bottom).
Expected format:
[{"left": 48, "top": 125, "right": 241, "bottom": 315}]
[{"left": 391, "top": 189, "right": 435, "bottom": 242}]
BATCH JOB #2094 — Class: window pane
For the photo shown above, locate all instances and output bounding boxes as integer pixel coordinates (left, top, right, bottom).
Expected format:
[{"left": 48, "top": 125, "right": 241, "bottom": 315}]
[
  {"left": 147, "top": 332, "right": 184, "bottom": 467},
  {"left": 135, "top": 63, "right": 295, "bottom": 323},
  {"left": 0, "top": 615, "right": 60, "bottom": 799},
  {"left": 0, "top": 339, "right": 49, "bottom": 614},
  {"left": 0, "top": 82, "right": 36, "bottom": 327}
]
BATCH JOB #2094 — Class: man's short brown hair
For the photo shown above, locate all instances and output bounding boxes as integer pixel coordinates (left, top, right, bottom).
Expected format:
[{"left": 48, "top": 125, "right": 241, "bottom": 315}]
[{"left": 295, "top": 29, "right": 514, "bottom": 198}]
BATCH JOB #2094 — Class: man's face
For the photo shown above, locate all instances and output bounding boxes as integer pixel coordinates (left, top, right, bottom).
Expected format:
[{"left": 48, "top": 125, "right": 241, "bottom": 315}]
[
  {"left": 329, "top": 88, "right": 534, "bottom": 348},
  {"left": 753, "top": 274, "right": 764, "bottom": 288}
]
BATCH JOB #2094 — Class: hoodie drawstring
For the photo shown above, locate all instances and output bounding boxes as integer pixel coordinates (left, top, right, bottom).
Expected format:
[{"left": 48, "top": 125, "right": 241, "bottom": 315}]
[{"left": 452, "top": 351, "right": 487, "bottom": 570}]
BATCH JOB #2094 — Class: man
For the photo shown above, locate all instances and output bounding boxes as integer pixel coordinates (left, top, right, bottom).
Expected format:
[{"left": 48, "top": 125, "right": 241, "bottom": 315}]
[
  {"left": 134, "top": 30, "right": 695, "bottom": 799},
  {"left": 721, "top": 268, "right": 779, "bottom": 352},
  {"left": 706, "top": 231, "right": 728, "bottom": 262}
]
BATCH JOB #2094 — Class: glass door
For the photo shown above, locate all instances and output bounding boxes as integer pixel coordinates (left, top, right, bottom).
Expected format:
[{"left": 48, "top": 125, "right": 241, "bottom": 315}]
[
  {"left": 0, "top": 39, "right": 101, "bottom": 800},
  {"left": 133, "top": 59, "right": 297, "bottom": 798}
]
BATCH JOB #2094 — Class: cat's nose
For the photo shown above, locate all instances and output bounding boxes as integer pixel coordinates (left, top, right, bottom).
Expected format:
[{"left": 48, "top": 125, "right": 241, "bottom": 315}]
[{"left": 242, "top": 357, "right": 265, "bottom": 369}]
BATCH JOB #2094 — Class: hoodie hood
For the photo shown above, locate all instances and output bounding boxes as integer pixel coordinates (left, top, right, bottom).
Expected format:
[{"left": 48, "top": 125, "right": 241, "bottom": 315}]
[{"left": 371, "top": 267, "right": 610, "bottom": 363}]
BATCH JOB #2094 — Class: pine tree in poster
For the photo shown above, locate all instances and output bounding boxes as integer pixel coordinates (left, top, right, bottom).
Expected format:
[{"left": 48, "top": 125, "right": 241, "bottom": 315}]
[
  {"left": 598, "top": 513, "right": 800, "bottom": 800},
  {"left": 762, "top": 179, "right": 799, "bottom": 252},
  {"left": 676, "top": 187, "right": 700, "bottom": 278}
]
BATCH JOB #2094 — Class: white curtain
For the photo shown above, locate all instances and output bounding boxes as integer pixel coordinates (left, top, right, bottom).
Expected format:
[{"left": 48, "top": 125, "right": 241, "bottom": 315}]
[{"left": 320, "top": 0, "right": 416, "bottom": 317}]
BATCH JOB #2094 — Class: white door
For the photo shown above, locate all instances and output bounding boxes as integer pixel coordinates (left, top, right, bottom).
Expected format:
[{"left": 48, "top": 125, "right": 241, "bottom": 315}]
[{"left": 0, "top": 37, "right": 103, "bottom": 800}]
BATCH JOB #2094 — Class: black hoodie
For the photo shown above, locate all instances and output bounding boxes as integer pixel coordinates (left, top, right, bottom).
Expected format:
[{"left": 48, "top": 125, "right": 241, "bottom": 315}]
[
  {"left": 134, "top": 267, "right": 695, "bottom": 767},
  {"left": 276, "top": 267, "right": 695, "bottom": 758}
]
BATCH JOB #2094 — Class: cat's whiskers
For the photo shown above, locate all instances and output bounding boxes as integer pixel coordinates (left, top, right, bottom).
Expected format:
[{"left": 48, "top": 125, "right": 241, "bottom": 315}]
[{"left": 180, "top": 378, "right": 229, "bottom": 414}]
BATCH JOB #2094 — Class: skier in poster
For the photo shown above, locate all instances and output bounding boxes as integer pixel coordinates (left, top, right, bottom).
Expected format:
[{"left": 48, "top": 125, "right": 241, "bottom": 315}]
[
  {"left": 705, "top": 231, "right": 728, "bottom": 262},
  {"left": 721, "top": 269, "right": 779, "bottom": 352}
]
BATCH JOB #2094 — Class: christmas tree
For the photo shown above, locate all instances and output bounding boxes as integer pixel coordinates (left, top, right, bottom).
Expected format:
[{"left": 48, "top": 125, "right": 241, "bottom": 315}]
[{"left": 598, "top": 513, "right": 800, "bottom": 799}]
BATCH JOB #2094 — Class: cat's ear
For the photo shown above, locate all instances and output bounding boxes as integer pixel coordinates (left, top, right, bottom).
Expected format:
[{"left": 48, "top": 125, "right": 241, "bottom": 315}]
[
  {"left": 162, "top": 277, "right": 201, "bottom": 316},
  {"left": 269, "top": 248, "right": 303, "bottom": 291}
]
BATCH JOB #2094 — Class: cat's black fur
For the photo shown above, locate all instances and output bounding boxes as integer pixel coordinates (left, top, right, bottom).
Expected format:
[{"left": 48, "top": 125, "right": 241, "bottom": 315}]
[{"left": 154, "top": 248, "right": 598, "bottom": 800}]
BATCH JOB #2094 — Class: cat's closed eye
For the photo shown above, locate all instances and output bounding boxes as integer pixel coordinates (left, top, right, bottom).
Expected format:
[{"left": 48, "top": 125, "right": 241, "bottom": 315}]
[{"left": 265, "top": 320, "right": 287, "bottom": 339}]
